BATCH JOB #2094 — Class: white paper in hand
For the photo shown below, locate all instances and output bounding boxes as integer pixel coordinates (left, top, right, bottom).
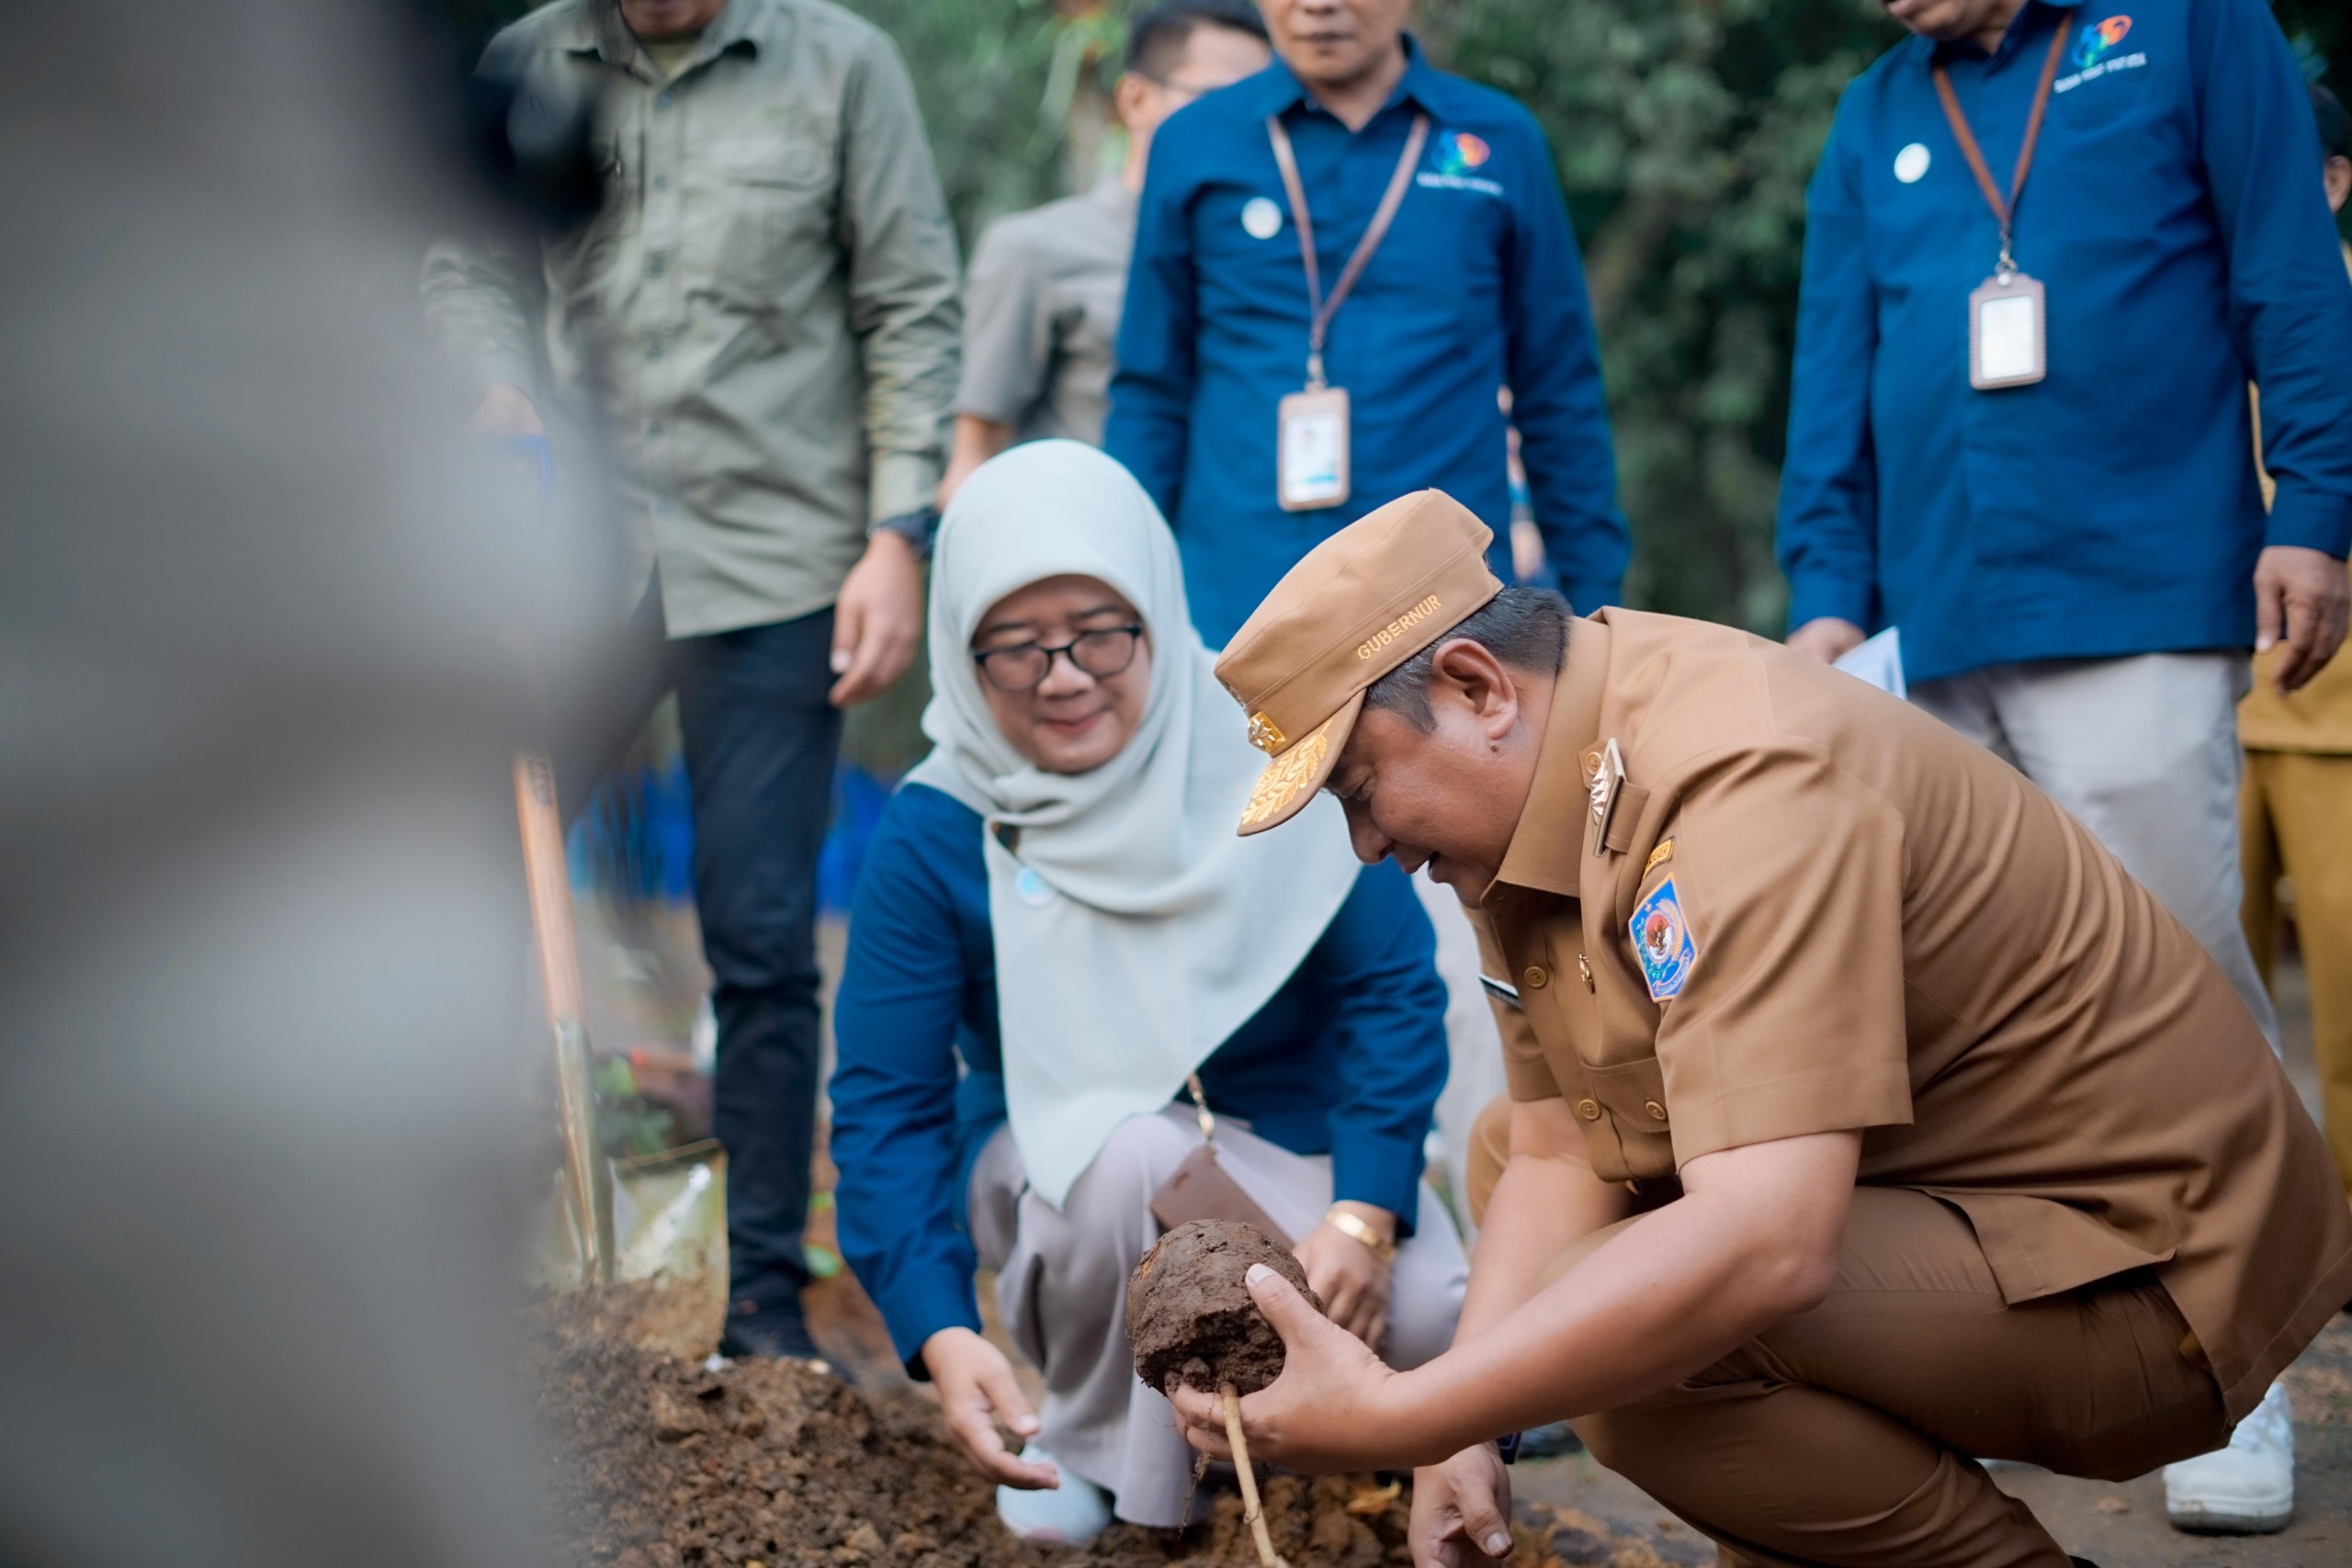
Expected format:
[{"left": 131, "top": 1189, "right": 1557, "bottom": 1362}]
[{"left": 1832, "top": 626, "right": 1906, "bottom": 700}]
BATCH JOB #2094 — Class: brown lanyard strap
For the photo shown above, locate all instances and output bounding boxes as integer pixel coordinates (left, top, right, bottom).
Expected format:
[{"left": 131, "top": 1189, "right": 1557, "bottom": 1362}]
[
  {"left": 1931, "top": 16, "right": 2072, "bottom": 273},
  {"left": 1265, "top": 110, "right": 1430, "bottom": 389}
]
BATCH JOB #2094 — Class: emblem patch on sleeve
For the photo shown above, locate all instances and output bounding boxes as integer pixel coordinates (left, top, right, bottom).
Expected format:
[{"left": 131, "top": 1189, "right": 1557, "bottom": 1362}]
[{"left": 1630, "top": 876, "right": 1698, "bottom": 1002}]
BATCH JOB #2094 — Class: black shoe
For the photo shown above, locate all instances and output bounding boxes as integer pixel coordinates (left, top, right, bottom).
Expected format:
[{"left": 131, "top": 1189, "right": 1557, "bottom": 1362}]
[
  {"left": 2070, "top": 1558, "right": 2101, "bottom": 1567},
  {"left": 1514, "top": 1421, "right": 1584, "bottom": 1460},
  {"left": 717, "top": 1297, "right": 823, "bottom": 1363}
]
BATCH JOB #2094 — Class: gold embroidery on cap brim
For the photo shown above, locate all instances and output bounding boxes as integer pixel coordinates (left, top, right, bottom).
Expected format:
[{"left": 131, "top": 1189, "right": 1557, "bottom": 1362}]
[{"left": 1240, "top": 728, "right": 1330, "bottom": 826}]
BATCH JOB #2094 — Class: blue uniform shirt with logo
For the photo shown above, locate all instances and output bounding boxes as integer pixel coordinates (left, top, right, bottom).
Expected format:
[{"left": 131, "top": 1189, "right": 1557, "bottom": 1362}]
[
  {"left": 1775, "top": 0, "right": 2352, "bottom": 685},
  {"left": 1106, "top": 39, "right": 1629, "bottom": 647}
]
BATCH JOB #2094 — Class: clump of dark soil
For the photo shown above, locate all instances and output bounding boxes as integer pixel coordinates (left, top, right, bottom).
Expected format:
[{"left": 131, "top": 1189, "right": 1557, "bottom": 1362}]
[
  {"left": 526, "top": 1282, "right": 1676, "bottom": 1568},
  {"left": 1127, "top": 1220, "right": 1320, "bottom": 1398}
]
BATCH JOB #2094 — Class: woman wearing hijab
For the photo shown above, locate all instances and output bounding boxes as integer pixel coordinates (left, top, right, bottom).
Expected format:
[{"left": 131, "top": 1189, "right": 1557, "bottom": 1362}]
[{"left": 830, "top": 442, "right": 1465, "bottom": 1541}]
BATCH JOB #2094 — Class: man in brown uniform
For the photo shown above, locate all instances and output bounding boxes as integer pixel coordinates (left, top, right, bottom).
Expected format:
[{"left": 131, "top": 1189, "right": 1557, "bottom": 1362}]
[{"left": 1166, "top": 490, "right": 2352, "bottom": 1567}]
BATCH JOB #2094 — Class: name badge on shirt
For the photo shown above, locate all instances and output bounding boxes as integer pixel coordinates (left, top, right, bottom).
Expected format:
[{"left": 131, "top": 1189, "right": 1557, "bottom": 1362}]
[
  {"left": 1277, "top": 385, "right": 1351, "bottom": 511},
  {"left": 1969, "top": 270, "right": 2047, "bottom": 389}
]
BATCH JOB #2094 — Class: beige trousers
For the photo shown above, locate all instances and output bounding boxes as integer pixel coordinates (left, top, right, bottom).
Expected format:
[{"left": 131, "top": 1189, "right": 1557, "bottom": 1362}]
[
  {"left": 967, "top": 1105, "right": 1469, "bottom": 1528},
  {"left": 1465, "top": 1097, "right": 2226, "bottom": 1567},
  {"left": 2241, "top": 748, "right": 2352, "bottom": 1201}
]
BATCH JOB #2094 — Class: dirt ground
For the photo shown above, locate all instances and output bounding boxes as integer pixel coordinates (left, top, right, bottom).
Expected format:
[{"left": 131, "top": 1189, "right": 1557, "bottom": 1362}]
[{"left": 531, "top": 1282, "right": 1686, "bottom": 1568}]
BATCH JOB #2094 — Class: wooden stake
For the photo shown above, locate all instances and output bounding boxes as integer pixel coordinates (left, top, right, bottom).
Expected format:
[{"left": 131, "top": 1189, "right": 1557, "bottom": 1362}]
[{"left": 1222, "top": 1383, "right": 1288, "bottom": 1568}]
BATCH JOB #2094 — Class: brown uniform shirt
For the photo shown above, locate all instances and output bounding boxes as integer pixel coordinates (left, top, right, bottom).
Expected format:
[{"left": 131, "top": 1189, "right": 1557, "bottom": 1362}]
[{"left": 1478, "top": 608, "right": 2352, "bottom": 1423}]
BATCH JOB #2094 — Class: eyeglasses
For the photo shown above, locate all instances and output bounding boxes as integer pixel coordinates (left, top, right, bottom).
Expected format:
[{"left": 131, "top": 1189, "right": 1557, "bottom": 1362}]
[{"left": 971, "top": 625, "right": 1145, "bottom": 693}]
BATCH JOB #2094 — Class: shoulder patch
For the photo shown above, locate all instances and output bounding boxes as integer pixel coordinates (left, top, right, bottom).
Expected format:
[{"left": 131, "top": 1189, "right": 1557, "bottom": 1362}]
[
  {"left": 1629, "top": 876, "right": 1698, "bottom": 1003},
  {"left": 1643, "top": 837, "right": 1675, "bottom": 876}
]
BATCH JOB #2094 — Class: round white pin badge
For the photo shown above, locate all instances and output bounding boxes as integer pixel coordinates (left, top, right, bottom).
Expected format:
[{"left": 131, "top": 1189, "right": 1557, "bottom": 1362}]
[
  {"left": 1894, "top": 142, "right": 1930, "bottom": 184},
  {"left": 1015, "top": 866, "right": 1056, "bottom": 907},
  {"left": 1241, "top": 196, "right": 1283, "bottom": 239}
]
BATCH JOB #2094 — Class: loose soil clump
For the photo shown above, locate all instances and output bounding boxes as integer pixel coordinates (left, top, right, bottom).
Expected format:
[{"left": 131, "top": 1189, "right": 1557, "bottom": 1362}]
[{"left": 1127, "top": 1220, "right": 1319, "bottom": 1398}]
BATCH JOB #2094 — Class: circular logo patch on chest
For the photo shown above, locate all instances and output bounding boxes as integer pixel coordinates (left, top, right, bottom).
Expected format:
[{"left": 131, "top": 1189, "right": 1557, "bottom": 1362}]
[
  {"left": 1894, "top": 142, "right": 1931, "bottom": 185},
  {"left": 1014, "top": 866, "right": 1057, "bottom": 907},
  {"left": 1241, "top": 196, "right": 1283, "bottom": 240}
]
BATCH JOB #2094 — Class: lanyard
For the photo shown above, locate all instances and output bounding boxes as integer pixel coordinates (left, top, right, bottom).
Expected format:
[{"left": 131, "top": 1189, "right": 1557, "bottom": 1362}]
[
  {"left": 1931, "top": 15, "right": 2072, "bottom": 275},
  {"left": 1265, "top": 109, "right": 1430, "bottom": 389}
]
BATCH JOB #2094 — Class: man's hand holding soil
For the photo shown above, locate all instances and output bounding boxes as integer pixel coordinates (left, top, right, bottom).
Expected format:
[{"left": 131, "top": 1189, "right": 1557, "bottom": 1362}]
[{"left": 1166, "top": 1133, "right": 1862, "bottom": 1483}]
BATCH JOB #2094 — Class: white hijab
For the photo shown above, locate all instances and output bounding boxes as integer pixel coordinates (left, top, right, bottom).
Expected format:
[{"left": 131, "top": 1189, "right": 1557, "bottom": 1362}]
[{"left": 906, "top": 442, "right": 1363, "bottom": 1207}]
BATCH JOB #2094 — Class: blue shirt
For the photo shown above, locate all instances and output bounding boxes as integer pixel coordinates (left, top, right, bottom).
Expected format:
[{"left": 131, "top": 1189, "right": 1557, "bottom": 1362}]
[
  {"left": 1776, "top": 0, "right": 2352, "bottom": 685},
  {"left": 828, "top": 783, "right": 1450, "bottom": 1369},
  {"left": 1106, "top": 39, "right": 1629, "bottom": 646}
]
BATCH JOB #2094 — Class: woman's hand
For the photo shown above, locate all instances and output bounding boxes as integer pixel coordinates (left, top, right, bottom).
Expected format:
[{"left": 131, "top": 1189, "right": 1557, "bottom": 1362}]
[
  {"left": 1294, "top": 1201, "right": 1395, "bottom": 1347},
  {"left": 921, "top": 1326, "right": 1058, "bottom": 1490},
  {"left": 1166, "top": 1263, "right": 1408, "bottom": 1473},
  {"left": 1409, "top": 1444, "right": 1515, "bottom": 1568}
]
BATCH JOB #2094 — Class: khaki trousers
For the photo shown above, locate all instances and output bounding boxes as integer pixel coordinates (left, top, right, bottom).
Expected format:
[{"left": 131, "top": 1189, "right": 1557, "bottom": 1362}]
[
  {"left": 1464, "top": 1098, "right": 2226, "bottom": 1568},
  {"left": 2240, "top": 748, "right": 2352, "bottom": 1202}
]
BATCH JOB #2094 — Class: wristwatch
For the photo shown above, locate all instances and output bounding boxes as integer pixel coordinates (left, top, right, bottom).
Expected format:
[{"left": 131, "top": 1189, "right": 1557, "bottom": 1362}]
[{"left": 869, "top": 504, "right": 940, "bottom": 561}]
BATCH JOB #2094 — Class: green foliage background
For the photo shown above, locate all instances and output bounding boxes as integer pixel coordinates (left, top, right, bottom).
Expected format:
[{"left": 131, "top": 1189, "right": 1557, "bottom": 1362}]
[{"left": 464, "top": 0, "right": 2352, "bottom": 635}]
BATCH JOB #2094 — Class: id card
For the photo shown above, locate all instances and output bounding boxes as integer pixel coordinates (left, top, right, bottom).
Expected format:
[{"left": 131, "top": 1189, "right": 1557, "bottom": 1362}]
[
  {"left": 1969, "top": 271, "right": 2046, "bottom": 389},
  {"left": 1277, "top": 385, "right": 1351, "bottom": 512}
]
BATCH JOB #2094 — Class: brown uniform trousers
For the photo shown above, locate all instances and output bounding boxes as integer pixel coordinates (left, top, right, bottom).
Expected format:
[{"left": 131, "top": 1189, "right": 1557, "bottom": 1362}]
[{"left": 1465, "top": 1097, "right": 2225, "bottom": 1568}]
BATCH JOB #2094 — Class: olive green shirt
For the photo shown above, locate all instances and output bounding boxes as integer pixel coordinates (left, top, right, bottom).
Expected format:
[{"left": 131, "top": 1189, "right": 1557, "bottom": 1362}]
[{"left": 423, "top": 0, "right": 961, "bottom": 637}]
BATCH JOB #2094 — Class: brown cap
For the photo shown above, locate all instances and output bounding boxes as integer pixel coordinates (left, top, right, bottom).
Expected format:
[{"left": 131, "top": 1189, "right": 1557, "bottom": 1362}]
[{"left": 1214, "top": 491, "right": 1503, "bottom": 834}]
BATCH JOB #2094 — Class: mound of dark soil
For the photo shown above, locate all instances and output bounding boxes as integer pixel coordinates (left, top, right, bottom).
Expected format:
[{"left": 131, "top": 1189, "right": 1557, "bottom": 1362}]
[
  {"left": 1126, "top": 1220, "right": 1318, "bottom": 1398},
  {"left": 526, "top": 1284, "right": 1675, "bottom": 1568}
]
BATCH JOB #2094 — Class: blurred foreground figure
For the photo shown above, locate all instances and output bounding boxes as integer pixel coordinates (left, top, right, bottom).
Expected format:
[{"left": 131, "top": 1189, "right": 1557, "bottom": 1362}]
[
  {"left": 424, "top": 0, "right": 963, "bottom": 1362},
  {"left": 0, "top": 3, "right": 606, "bottom": 1564}
]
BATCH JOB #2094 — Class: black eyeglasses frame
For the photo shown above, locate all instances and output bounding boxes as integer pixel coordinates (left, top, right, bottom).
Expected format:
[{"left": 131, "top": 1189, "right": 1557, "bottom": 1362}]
[{"left": 970, "top": 624, "right": 1147, "bottom": 694}]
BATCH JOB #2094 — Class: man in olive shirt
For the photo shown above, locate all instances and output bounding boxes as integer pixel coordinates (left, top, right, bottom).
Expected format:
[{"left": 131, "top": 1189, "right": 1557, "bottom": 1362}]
[
  {"left": 424, "top": 0, "right": 960, "bottom": 1361},
  {"left": 937, "top": 1, "right": 1269, "bottom": 502},
  {"left": 1177, "top": 491, "right": 2352, "bottom": 1567}
]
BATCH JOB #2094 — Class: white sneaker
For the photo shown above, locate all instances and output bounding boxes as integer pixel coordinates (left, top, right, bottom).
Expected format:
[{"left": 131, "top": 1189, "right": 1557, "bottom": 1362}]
[
  {"left": 2164, "top": 1381, "right": 2294, "bottom": 1534},
  {"left": 995, "top": 1445, "right": 1113, "bottom": 1544}
]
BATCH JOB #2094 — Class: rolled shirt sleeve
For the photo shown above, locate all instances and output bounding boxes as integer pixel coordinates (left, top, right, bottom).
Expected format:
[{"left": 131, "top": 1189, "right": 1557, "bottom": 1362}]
[
  {"left": 2193, "top": 0, "right": 2352, "bottom": 560},
  {"left": 836, "top": 32, "right": 962, "bottom": 521},
  {"left": 1646, "top": 744, "right": 1914, "bottom": 1165},
  {"left": 1775, "top": 96, "right": 1883, "bottom": 633}
]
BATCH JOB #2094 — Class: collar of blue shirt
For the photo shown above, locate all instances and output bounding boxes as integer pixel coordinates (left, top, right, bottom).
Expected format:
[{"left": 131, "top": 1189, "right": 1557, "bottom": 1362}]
[
  {"left": 1919, "top": 0, "right": 2083, "bottom": 69},
  {"left": 1248, "top": 30, "right": 1464, "bottom": 124}
]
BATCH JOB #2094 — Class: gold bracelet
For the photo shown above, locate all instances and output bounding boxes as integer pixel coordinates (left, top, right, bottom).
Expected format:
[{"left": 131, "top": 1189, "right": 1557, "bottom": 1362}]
[{"left": 1325, "top": 1206, "right": 1396, "bottom": 1261}]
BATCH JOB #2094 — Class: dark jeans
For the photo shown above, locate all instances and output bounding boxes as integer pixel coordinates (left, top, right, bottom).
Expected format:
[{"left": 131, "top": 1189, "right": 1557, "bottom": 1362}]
[{"left": 564, "top": 587, "right": 841, "bottom": 1313}]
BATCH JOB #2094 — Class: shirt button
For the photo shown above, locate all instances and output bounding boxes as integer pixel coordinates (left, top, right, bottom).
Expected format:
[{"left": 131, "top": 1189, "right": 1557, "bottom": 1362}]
[
  {"left": 1576, "top": 1099, "right": 1601, "bottom": 1122},
  {"left": 648, "top": 344, "right": 662, "bottom": 360},
  {"left": 1644, "top": 1100, "right": 1668, "bottom": 1122},
  {"left": 656, "top": 91, "right": 675, "bottom": 109},
  {"left": 648, "top": 255, "right": 665, "bottom": 276},
  {"left": 1577, "top": 953, "right": 1594, "bottom": 991},
  {"left": 1522, "top": 964, "right": 1548, "bottom": 990},
  {"left": 653, "top": 175, "right": 669, "bottom": 190},
  {"left": 647, "top": 420, "right": 663, "bottom": 435}
]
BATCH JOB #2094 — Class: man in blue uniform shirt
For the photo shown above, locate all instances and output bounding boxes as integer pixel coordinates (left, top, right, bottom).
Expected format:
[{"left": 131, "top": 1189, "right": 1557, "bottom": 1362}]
[
  {"left": 1776, "top": 0, "right": 2352, "bottom": 1534},
  {"left": 1105, "top": 0, "right": 1628, "bottom": 649}
]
